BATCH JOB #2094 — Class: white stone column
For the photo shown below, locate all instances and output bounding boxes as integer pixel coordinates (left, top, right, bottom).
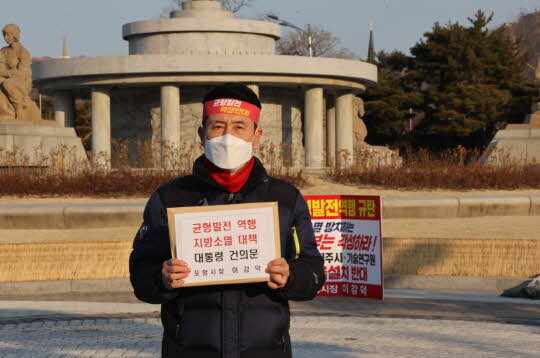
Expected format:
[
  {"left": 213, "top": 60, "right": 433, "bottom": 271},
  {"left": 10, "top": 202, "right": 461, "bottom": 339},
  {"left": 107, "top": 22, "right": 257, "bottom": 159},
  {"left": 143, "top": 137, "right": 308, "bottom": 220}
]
[
  {"left": 161, "top": 85, "right": 181, "bottom": 169},
  {"left": 54, "top": 90, "right": 74, "bottom": 127},
  {"left": 304, "top": 87, "right": 324, "bottom": 168},
  {"left": 336, "top": 92, "right": 354, "bottom": 167},
  {"left": 326, "top": 95, "right": 336, "bottom": 167},
  {"left": 247, "top": 84, "right": 260, "bottom": 98},
  {"left": 91, "top": 88, "right": 111, "bottom": 169}
]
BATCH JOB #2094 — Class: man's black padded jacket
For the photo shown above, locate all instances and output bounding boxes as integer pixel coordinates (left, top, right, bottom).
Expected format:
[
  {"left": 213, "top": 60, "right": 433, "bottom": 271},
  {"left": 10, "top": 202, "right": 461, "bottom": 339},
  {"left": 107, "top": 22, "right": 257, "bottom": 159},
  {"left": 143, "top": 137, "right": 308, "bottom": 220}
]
[{"left": 129, "top": 156, "right": 326, "bottom": 358}]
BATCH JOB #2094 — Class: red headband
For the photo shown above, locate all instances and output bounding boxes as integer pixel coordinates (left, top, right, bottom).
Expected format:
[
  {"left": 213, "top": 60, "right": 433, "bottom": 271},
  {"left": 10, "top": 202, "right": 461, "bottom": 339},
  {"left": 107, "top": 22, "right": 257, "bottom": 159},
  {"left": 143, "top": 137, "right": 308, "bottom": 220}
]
[{"left": 203, "top": 98, "right": 261, "bottom": 125}]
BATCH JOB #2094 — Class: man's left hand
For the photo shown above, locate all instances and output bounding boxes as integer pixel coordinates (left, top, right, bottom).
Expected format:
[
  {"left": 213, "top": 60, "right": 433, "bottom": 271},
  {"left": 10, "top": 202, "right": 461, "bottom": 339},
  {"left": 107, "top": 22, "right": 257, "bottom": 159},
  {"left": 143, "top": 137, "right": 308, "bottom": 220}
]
[{"left": 266, "top": 258, "right": 290, "bottom": 290}]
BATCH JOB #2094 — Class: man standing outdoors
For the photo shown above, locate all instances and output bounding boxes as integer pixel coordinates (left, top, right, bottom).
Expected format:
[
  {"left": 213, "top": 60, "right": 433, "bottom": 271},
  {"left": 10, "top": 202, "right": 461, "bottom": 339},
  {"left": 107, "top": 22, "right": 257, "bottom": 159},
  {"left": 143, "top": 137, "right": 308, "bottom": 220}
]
[{"left": 130, "top": 83, "right": 325, "bottom": 358}]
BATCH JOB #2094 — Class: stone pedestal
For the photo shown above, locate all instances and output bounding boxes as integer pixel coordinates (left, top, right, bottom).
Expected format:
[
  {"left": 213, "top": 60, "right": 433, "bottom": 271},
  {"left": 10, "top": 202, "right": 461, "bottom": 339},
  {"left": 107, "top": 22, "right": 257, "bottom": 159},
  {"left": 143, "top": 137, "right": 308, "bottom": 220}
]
[
  {"left": 0, "top": 120, "right": 88, "bottom": 167},
  {"left": 481, "top": 114, "right": 540, "bottom": 165},
  {"left": 525, "top": 113, "right": 540, "bottom": 126}
]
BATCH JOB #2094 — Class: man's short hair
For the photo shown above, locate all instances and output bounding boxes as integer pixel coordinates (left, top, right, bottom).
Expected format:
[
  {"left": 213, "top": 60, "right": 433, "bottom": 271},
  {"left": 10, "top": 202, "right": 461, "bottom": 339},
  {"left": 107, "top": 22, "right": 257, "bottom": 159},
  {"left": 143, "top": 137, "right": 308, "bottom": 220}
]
[
  {"left": 202, "top": 83, "right": 261, "bottom": 128},
  {"left": 203, "top": 83, "right": 261, "bottom": 108}
]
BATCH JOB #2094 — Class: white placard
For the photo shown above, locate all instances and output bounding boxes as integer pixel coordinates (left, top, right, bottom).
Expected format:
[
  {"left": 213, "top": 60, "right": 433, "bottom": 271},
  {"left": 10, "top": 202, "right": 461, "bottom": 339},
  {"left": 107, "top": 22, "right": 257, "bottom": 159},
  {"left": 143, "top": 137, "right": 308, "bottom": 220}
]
[{"left": 168, "top": 202, "right": 280, "bottom": 287}]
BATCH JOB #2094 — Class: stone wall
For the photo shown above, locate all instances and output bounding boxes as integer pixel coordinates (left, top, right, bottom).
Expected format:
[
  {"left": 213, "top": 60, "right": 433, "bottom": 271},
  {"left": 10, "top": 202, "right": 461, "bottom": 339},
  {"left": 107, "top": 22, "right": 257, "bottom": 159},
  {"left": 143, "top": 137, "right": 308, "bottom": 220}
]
[
  {"left": 128, "top": 33, "right": 276, "bottom": 56},
  {"left": 177, "top": 86, "right": 208, "bottom": 166},
  {"left": 258, "top": 87, "right": 304, "bottom": 168},
  {"left": 110, "top": 85, "right": 305, "bottom": 169},
  {"left": 111, "top": 88, "right": 160, "bottom": 167}
]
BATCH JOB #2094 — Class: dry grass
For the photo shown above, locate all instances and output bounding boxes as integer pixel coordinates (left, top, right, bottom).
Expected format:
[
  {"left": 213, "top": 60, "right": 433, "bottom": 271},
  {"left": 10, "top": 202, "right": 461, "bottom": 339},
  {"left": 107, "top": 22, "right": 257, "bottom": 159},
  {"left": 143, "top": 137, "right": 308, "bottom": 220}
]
[
  {"left": 0, "top": 169, "right": 187, "bottom": 197},
  {"left": 0, "top": 241, "right": 132, "bottom": 282},
  {"left": 331, "top": 146, "right": 540, "bottom": 190},
  {"left": 3, "top": 236, "right": 538, "bottom": 282},
  {"left": 384, "top": 237, "right": 540, "bottom": 277},
  {"left": 4, "top": 141, "right": 537, "bottom": 196},
  {"left": 0, "top": 141, "right": 306, "bottom": 197}
]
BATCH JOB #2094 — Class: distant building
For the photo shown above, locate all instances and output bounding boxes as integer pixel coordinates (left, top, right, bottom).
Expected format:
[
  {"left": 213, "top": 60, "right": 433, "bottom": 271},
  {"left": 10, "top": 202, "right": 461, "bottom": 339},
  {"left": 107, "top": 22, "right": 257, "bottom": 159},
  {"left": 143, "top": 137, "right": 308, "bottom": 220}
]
[
  {"left": 367, "top": 23, "right": 376, "bottom": 64},
  {"left": 32, "top": 37, "right": 70, "bottom": 64},
  {"left": 30, "top": 38, "right": 70, "bottom": 103}
]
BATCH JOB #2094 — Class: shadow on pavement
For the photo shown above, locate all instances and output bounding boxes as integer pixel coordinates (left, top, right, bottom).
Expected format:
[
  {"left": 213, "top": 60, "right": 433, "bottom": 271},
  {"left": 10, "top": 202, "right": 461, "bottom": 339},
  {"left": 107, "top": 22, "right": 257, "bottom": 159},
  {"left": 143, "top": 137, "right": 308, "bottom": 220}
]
[
  {"left": 292, "top": 294, "right": 540, "bottom": 325},
  {"left": 293, "top": 341, "right": 366, "bottom": 357},
  {"left": 383, "top": 240, "right": 450, "bottom": 277},
  {"left": 0, "top": 310, "right": 161, "bottom": 357},
  {"left": 400, "top": 323, "right": 540, "bottom": 358},
  {"left": 0, "top": 312, "right": 365, "bottom": 358}
]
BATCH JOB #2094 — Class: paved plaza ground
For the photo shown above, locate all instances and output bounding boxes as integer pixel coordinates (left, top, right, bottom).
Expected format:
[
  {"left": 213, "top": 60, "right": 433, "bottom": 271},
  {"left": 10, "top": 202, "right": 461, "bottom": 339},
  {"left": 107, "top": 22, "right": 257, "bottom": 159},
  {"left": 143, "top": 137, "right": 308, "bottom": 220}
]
[
  {"left": 1, "top": 290, "right": 539, "bottom": 358},
  {"left": 1, "top": 180, "right": 539, "bottom": 356}
]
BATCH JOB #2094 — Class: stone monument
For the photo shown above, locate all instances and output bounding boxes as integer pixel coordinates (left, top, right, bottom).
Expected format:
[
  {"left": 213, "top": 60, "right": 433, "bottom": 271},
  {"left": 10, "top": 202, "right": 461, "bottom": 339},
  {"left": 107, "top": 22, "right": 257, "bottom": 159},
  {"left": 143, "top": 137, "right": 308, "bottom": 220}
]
[
  {"left": 0, "top": 24, "right": 40, "bottom": 121},
  {"left": 351, "top": 97, "right": 401, "bottom": 168},
  {"left": 0, "top": 24, "right": 87, "bottom": 167},
  {"left": 32, "top": 0, "right": 377, "bottom": 170},
  {"left": 480, "top": 58, "right": 540, "bottom": 166}
]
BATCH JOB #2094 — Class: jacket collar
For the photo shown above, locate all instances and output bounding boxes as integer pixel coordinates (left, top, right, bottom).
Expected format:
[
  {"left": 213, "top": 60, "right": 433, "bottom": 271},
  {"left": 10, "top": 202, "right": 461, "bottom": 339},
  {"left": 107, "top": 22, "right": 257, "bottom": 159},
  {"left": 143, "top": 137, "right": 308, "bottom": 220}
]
[{"left": 192, "top": 155, "right": 269, "bottom": 193}]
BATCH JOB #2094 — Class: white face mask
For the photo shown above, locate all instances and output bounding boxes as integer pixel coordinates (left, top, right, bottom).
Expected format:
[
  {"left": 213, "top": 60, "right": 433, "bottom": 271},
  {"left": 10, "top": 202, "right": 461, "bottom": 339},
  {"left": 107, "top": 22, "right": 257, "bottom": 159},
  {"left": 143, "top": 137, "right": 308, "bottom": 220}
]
[{"left": 204, "top": 134, "right": 254, "bottom": 170}]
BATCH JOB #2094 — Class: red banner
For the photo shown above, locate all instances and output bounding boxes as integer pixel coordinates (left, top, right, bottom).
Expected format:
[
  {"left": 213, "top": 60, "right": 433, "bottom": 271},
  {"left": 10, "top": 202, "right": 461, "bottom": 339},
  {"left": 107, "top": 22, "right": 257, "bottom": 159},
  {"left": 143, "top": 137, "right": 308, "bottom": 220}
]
[
  {"left": 305, "top": 195, "right": 384, "bottom": 300},
  {"left": 319, "top": 282, "right": 383, "bottom": 299},
  {"left": 305, "top": 195, "right": 381, "bottom": 220}
]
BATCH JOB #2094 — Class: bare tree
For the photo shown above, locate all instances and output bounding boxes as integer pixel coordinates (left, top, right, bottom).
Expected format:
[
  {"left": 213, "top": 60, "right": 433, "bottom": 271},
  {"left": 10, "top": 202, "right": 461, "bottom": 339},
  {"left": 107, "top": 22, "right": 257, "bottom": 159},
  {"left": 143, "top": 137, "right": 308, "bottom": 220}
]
[
  {"left": 164, "top": 0, "right": 254, "bottom": 15},
  {"left": 507, "top": 10, "right": 540, "bottom": 80},
  {"left": 276, "top": 25, "right": 357, "bottom": 59},
  {"left": 220, "top": 0, "right": 253, "bottom": 13}
]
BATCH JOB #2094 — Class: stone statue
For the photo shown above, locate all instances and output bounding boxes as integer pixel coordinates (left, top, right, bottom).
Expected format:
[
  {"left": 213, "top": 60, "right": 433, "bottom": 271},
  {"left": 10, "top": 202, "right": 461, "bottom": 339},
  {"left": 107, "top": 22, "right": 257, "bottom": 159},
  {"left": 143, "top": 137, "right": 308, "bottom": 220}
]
[
  {"left": 353, "top": 96, "right": 368, "bottom": 143},
  {"left": 0, "top": 24, "right": 40, "bottom": 121},
  {"left": 351, "top": 95, "right": 403, "bottom": 168}
]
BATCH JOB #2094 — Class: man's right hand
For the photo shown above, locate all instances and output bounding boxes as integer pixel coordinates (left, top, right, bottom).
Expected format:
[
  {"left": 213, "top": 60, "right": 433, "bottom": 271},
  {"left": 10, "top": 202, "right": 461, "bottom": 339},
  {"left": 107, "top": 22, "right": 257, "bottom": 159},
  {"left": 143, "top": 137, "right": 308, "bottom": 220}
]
[{"left": 161, "top": 259, "right": 191, "bottom": 290}]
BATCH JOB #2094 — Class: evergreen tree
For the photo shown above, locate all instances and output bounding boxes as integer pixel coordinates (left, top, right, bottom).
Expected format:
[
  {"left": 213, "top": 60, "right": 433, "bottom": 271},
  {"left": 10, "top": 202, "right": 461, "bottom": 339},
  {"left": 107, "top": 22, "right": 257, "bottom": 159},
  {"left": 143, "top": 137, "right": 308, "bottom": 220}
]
[
  {"left": 411, "top": 10, "right": 528, "bottom": 148},
  {"left": 364, "top": 50, "right": 422, "bottom": 147},
  {"left": 363, "top": 10, "right": 535, "bottom": 151}
]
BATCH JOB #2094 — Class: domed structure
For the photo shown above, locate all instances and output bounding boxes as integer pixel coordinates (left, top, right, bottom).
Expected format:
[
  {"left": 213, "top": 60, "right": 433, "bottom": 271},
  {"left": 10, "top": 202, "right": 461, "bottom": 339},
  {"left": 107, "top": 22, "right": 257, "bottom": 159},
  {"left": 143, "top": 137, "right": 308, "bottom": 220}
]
[{"left": 33, "top": 0, "right": 377, "bottom": 169}]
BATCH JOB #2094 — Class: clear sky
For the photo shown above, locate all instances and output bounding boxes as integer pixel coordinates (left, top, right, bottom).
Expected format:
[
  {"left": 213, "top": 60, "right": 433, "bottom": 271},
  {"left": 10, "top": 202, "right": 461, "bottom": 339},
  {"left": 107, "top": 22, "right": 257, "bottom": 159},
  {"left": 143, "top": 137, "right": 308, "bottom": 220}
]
[{"left": 2, "top": 0, "right": 539, "bottom": 59}]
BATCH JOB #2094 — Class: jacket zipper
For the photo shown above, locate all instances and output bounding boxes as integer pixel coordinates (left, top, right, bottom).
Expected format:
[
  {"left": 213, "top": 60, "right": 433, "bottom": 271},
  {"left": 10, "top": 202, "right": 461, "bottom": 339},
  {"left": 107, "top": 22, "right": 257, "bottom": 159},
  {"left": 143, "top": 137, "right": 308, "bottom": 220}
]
[
  {"left": 227, "top": 193, "right": 235, "bottom": 203},
  {"left": 221, "top": 290, "right": 225, "bottom": 356}
]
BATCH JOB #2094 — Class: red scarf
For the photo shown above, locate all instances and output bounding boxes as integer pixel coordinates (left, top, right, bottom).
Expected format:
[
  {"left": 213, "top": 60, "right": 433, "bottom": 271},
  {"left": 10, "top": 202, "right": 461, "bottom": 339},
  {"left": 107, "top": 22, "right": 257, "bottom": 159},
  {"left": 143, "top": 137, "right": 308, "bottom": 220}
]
[{"left": 204, "top": 157, "right": 255, "bottom": 194}]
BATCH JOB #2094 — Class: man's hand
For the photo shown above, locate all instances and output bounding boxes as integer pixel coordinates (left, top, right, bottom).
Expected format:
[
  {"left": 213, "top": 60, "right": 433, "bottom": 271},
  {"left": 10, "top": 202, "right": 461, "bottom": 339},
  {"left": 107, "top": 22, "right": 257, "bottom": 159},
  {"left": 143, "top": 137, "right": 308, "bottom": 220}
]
[
  {"left": 266, "top": 258, "right": 290, "bottom": 290},
  {"left": 161, "top": 259, "right": 191, "bottom": 290}
]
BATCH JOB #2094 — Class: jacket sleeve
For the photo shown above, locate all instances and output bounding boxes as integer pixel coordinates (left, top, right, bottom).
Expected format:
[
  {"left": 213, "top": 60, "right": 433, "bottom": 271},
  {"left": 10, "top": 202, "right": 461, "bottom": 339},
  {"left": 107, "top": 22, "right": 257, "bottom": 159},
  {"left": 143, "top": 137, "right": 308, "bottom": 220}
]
[
  {"left": 129, "top": 192, "right": 180, "bottom": 304},
  {"left": 278, "top": 191, "right": 326, "bottom": 301}
]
